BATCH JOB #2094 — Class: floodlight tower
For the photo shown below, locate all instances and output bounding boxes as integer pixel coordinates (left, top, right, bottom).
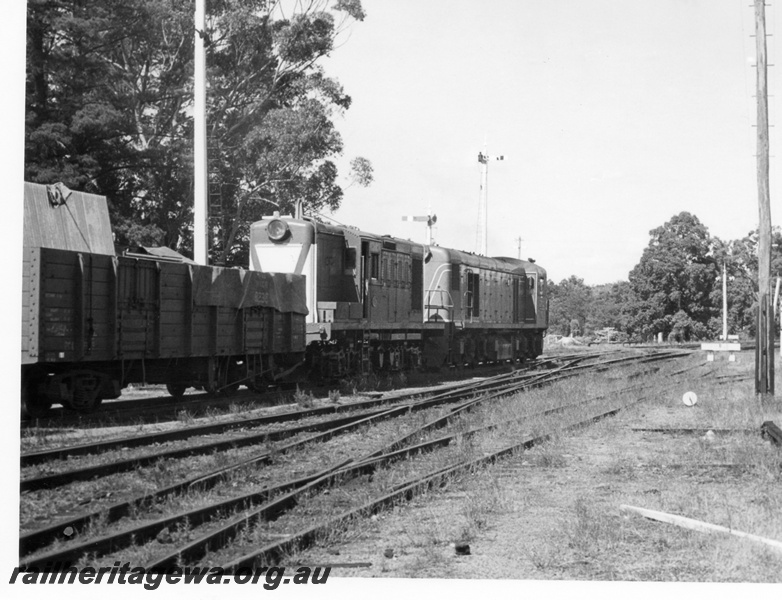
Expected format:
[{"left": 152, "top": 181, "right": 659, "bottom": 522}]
[{"left": 476, "top": 150, "right": 504, "bottom": 256}]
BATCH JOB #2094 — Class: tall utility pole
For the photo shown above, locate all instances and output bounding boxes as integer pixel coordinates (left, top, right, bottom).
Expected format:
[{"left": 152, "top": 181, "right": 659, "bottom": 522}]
[
  {"left": 193, "top": 0, "right": 208, "bottom": 265},
  {"left": 476, "top": 150, "right": 504, "bottom": 256},
  {"left": 722, "top": 262, "right": 728, "bottom": 341},
  {"left": 516, "top": 236, "right": 524, "bottom": 259},
  {"left": 755, "top": 0, "right": 774, "bottom": 397}
]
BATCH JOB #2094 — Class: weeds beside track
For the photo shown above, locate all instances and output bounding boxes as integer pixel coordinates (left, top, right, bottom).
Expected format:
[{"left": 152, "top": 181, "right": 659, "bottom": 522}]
[{"left": 19, "top": 349, "right": 691, "bottom": 569}]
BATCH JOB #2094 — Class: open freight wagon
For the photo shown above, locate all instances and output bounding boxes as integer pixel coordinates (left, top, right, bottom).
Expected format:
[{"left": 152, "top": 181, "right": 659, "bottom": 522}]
[{"left": 21, "top": 182, "right": 307, "bottom": 417}]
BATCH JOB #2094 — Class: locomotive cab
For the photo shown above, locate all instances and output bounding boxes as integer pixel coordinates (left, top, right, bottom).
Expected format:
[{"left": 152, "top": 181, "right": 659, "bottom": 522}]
[{"left": 250, "top": 214, "right": 367, "bottom": 344}]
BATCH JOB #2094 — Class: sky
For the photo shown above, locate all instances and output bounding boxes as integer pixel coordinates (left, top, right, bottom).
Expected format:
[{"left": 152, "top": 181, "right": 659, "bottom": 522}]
[{"left": 320, "top": 0, "right": 782, "bottom": 285}]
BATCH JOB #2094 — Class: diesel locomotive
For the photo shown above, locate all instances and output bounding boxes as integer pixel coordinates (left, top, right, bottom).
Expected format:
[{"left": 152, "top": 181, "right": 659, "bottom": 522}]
[{"left": 250, "top": 213, "right": 548, "bottom": 378}]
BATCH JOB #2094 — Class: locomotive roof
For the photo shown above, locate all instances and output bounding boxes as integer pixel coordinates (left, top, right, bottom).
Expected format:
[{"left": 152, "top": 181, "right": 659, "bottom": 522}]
[
  {"left": 428, "top": 246, "right": 547, "bottom": 277},
  {"left": 306, "top": 218, "right": 427, "bottom": 253},
  {"left": 254, "top": 216, "right": 423, "bottom": 248},
  {"left": 253, "top": 216, "right": 546, "bottom": 275}
]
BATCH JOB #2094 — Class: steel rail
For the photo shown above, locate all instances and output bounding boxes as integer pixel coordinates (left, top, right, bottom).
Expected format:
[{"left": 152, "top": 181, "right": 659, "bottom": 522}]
[
  {"left": 20, "top": 349, "right": 640, "bottom": 467},
  {"left": 22, "top": 355, "right": 567, "bottom": 427},
  {"left": 144, "top": 363, "right": 590, "bottom": 569},
  {"left": 206, "top": 355, "right": 691, "bottom": 569},
  {"left": 19, "top": 404, "right": 405, "bottom": 556},
  {"left": 19, "top": 376, "right": 542, "bottom": 491},
  {"left": 19, "top": 359, "right": 585, "bottom": 561},
  {"left": 20, "top": 357, "right": 561, "bottom": 467},
  {"left": 18, "top": 458, "right": 353, "bottom": 570},
  {"left": 20, "top": 408, "right": 404, "bottom": 492},
  {"left": 19, "top": 350, "right": 685, "bottom": 561},
  {"left": 140, "top": 358, "right": 686, "bottom": 569},
  {"left": 20, "top": 356, "right": 592, "bottom": 490},
  {"left": 219, "top": 393, "right": 653, "bottom": 571},
  {"left": 19, "top": 365, "right": 563, "bottom": 554},
  {"left": 21, "top": 387, "right": 294, "bottom": 427}
]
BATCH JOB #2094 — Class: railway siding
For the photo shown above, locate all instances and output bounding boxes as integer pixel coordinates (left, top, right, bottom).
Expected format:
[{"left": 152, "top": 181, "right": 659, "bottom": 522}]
[{"left": 20, "top": 348, "right": 693, "bottom": 570}]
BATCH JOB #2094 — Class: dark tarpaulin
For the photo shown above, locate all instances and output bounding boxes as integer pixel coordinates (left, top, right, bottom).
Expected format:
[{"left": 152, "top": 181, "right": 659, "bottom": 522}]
[{"left": 191, "top": 265, "right": 308, "bottom": 315}]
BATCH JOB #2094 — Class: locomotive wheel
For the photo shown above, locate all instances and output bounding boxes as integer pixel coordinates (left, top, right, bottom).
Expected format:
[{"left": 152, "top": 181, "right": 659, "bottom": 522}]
[{"left": 165, "top": 383, "right": 188, "bottom": 399}]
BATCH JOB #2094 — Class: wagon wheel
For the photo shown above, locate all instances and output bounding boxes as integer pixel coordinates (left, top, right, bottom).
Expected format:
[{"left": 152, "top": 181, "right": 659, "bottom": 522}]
[
  {"left": 221, "top": 382, "right": 241, "bottom": 395},
  {"left": 65, "top": 374, "right": 102, "bottom": 412},
  {"left": 21, "top": 375, "right": 52, "bottom": 419},
  {"left": 247, "top": 379, "right": 266, "bottom": 393},
  {"left": 165, "top": 383, "right": 188, "bottom": 399}
]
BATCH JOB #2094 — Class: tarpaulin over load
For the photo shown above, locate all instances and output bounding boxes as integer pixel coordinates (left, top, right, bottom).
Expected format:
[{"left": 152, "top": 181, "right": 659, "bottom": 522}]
[
  {"left": 191, "top": 265, "right": 308, "bottom": 315},
  {"left": 24, "top": 182, "right": 115, "bottom": 255}
]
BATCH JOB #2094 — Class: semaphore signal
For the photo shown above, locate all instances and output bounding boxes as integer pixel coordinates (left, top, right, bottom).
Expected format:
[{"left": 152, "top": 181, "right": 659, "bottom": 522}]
[{"left": 402, "top": 210, "right": 438, "bottom": 245}]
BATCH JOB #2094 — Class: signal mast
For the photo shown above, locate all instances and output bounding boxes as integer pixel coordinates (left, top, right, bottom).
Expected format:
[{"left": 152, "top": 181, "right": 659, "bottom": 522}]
[{"left": 402, "top": 205, "right": 438, "bottom": 245}]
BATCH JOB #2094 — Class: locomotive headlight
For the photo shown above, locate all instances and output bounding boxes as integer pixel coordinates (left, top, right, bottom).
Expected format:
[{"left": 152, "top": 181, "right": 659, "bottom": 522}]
[{"left": 267, "top": 219, "right": 290, "bottom": 242}]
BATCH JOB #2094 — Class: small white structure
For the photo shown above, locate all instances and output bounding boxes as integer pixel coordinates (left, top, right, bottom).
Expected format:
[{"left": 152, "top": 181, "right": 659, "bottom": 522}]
[
  {"left": 701, "top": 264, "right": 740, "bottom": 361},
  {"left": 701, "top": 341, "right": 741, "bottom": 362}
]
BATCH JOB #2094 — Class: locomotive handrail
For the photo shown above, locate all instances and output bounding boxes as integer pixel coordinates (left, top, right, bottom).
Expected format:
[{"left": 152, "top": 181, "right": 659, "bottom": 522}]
[{"left": 424, "top": 288, "right": 453, "bottom": 322}]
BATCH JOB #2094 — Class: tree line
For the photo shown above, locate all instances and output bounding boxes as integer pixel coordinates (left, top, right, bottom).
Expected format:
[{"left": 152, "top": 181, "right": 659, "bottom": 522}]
[
  {"left": 548, "top": 212, "right": 782, "bottom": 342},
  {"left": 25, "top": 0, "right": 370, "bottom": 266},
  {"left": 26, "top": 1, "right": 770, "bottom": 341}
]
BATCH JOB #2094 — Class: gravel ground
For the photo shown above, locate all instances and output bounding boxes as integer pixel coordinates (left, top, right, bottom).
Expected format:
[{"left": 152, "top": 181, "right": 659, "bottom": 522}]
[{"left": 292, "top": 352, "right": 782, "bottom": 588}]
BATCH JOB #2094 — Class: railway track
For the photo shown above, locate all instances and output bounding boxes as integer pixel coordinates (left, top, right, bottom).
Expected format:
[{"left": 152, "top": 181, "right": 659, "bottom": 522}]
[
  {"left": 21, "top": 387, "right": 291, "bottom": 429},
  {"left": 20, "top": 350, "right": 620, "bottom": 429},
  {"left": 17, "top": 350, "right": 645, "bottom": 457},
  {"left": 20, "top": 350, "right": 683, "bottom": 490},
  {"left": 19, "top": 349, "right": 692, "bottom": 569},
  {"left": 20, "top": 358, "right": 588, "bottom": 507}
]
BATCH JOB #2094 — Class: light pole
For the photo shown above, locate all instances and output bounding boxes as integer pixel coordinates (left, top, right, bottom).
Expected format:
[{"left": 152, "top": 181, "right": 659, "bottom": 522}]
[
  {"left": 193, "top": 0, "right": 208, "bottom": 265},
  {"left": 476, "top": 150, "right": 504, "bottom": 256}
]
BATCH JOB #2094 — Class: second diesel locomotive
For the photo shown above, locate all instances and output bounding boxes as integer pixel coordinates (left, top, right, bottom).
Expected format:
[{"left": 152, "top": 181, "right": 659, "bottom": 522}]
[{"left": 250, "top": 213, "right": 548, "bottom": 378}]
